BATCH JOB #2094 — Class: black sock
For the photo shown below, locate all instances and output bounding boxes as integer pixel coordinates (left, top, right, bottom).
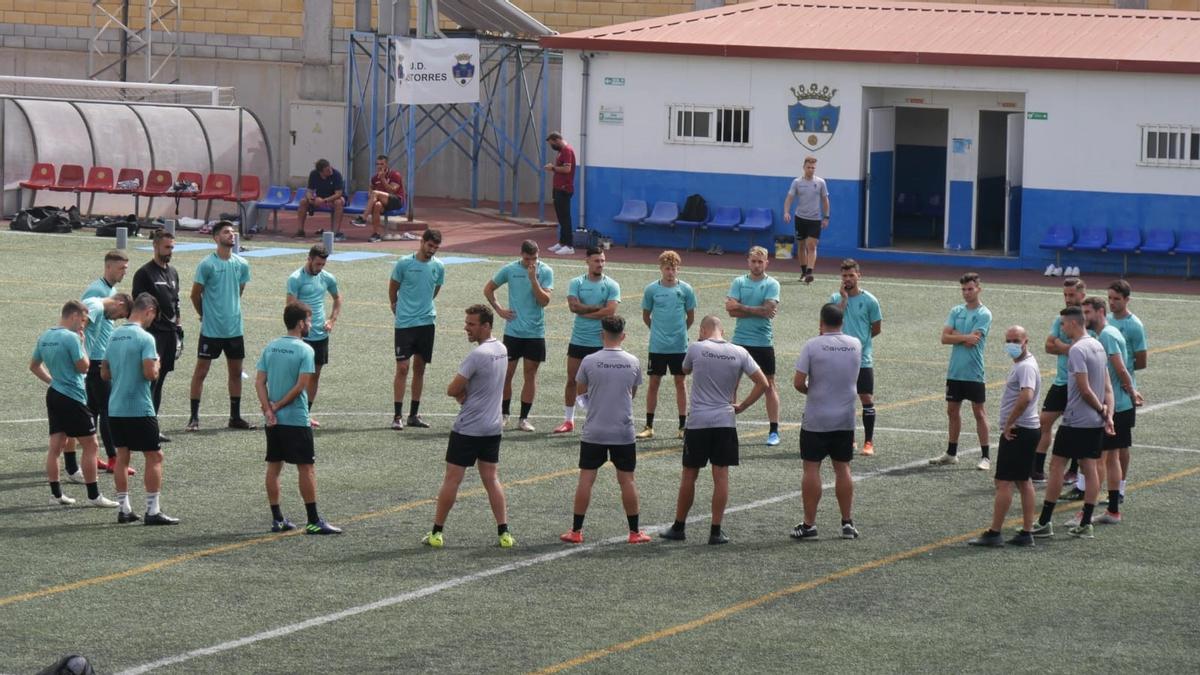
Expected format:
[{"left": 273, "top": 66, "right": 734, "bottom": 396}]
[
  {"left": 432, "top": 523, "right": 444, "bottom": 534},
  {"left": 1108, "top": 490, "right": 1121, "bottom": 514},
  {"left": 981, "top": 444, "right": 990, "bottom": 459},
  {"left": 862, "top": 406, "right": 876, "bottom": 442},
  {"left": 85, "top": 482, "right": 99, "bottom": 500},
  {"left": 230, "top": 397, "right": 241, "bottom": 419},
  {"left": 671, "top": 520, "right": 685, "bottom": 532},
  {"left": 304, "top": 501, "right": 319, "bottom": 525},
  {"left": 190, "top": 398, "right": 200, "bottom": 420},
  {"left": 63, "top": 452, "right": 79, "bottom": 475},
  {"left": 409, "top": 400, "right": 420, "bottom": 417},
  {"left": 502, "top": 399, "right": 511, "bottom": 416},
  {"left": 842, "top": 518, "right": 854, "bottom": 526},
  {"left": 947, "top": 442, "right": 959, "bottom": 457},
  {"left": 520, "top": 401, "right": 533, "bottom": 419},
  {"left": 394, "top": 401, "right": 404, "bottom": 417},
  {"left": 710, "top": 524, "right": 722, "bottom": 537},
  {"left": 49, "top": 481, "right": 62, "bottom": 498},
  {"left": 572, "top": 513, "right": 585, "bottom": 531},
  {"left": 769, "top": 422, "right": 779, "bottom": 434},
  {"left": 1081, "top": 502, "right": 1095, "bottom": 526},
  {"left": 1039, "top": 500, "right": 1056, "bottom": 526},
  {"left": 1035, "top": 452, "right": 1047, "bottom": 473},
  {"left": 497, "top": 523, "right": 509, "bottom": 535},
  {"left": 627, "top": 514, "right": 639, "bottom": 532},
  {"left": 645, "top": 412, "right": 655, "bottom": 428},
  {"left": 679, "top": 415, "right": 687, "bottom": 429},
  {"left": 271, "top": 504, "right": 284, "bottom": 521}
]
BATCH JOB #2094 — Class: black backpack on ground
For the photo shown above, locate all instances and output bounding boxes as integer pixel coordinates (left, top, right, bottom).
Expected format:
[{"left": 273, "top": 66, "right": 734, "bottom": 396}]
[
  {"left": 9, "top": 206, "right": 73, "bottom": 233},
  {"left": 93, "top": 214, "right": 140, "bottom": 237},
  {"left": 680, "top": 193, "right": 707, "bottom": 222}
]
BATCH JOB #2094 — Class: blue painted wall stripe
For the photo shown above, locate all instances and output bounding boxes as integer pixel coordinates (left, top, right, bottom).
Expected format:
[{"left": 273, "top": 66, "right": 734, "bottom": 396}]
[{"left": 946, "top": 180, "right": 974, "bottom": 251}]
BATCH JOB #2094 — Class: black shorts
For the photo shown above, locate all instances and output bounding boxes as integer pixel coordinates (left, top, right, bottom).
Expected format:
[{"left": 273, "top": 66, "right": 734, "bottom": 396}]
[
  {"left": 856, "top": 367, "right": 874, "bottom": 396},
  {"left": 265, "top": 424, "right": 316, "bottom": 464},
  {"left": 1042, "top": 384, "right": 1068, "bottom": 413},
  {"left": 795, "top": 217, "right": 822, "bottom": 240},
  {"left": 47, "top": 388, "right": 96, "bottom": 438},
  {"left": 305, "top": 338, "right": 329, "bottom": 367},
  {"left": 198, "top": 335, "right": 245, "bottom": 361},
  {"left": 503, "top": 335, "right": 546, "bottom": 363},
  {"left": 386, "top": 195, "right": 404, "bottom": 212},
  {"left": 567, "top": 343, "right": 602, "bottom": 360},
  {"left": 739, "top": 344, "right": 776, "bottom": 377},
  {"left": 945, "top": 379, "right": 986, "bottom": 404},
  {"left": 648, "top": 352, "right": 685, "bottom": 377},
  {"left": 149, "top": 329, "right": 177, "bottom": 374},
  {"left": 800, "top": 428, "right": 855, "bottom": 463},
  {"left": 682, "top": 427, "right": 740, "bottom": 468},
  {"left": 109, "top": 416, "right": 161, "bottom": 452},
  {"left": 1052, "top": 425, "right": 1104, "bottom": 461},
  {"left": 1102, "top": 408, "right": 1135, "bottom": 450},
  {"left": 394, "top": 324, "right": 435, "bottom": 363},
  {"left": 445, "top": 431, "right": 501, "bottom": 467},
  {"left": 995, "top": 426, "right": 1040, "bottom": 481},
  {"left": 579, "top": 441, "right": 637, "bottom": 472},
  {"left": 85, "top": 363, "right": 109, "bottom": 415}
]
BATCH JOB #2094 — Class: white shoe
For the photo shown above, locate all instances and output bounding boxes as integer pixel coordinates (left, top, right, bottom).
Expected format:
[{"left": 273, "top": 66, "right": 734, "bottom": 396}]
[
  {"left": 548, "top": 243, "right": 562, "bottom": 252},
  {"left": 976, "top": 457, "right": 991, "bottom": 471},
  {"left": 88, "top": 495, "right": 119, "bottom": 508},
  {"left": 517, "top": 418, "right": 536, "bottom": 432},
  {"left": 1068, "top": 265, "right": 1080, "bottom": 276},
  {"left": 1044, "top": 264, "right": 1056, "bottom": 277},
  {"left": 50, "top": 494, "right": 76, "bottom": 506},
  {"left": 555, "top": 246, "right": 575, "bottom": 255},
  {"left": 928, "top": 453, "right": 959, "bottom": 466},
  {"left": 65, "top": 470, "right": 85, "bottom": 484},
  {"left": 1052, "top": 266, "right": 1064, "bottom": 277},
  {"left": 1064, "top": 510, "right": 1083, "bottom": 528}
]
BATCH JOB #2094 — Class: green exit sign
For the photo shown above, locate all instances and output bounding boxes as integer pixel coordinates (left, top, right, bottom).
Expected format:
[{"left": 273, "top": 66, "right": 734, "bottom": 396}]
[
  {"left": 603, "top": 77, "right": 625, "bottom": 86},
  {"left": 1027, "top": 111, "right": 1048, "bottom": 120}
]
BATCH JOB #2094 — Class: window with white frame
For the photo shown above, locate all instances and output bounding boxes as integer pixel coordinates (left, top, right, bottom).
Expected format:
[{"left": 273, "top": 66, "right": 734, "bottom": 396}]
[
  {"left": 667, "top": 104, "right": 752, "bottom": 146},
  {"left": 1140, "top": 125, "right": 1200, "bottom": 167}
]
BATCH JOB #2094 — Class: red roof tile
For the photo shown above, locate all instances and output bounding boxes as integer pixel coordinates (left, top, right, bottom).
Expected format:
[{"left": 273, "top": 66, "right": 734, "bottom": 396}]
[{"left": 540, "top": 0, "right": 1200, "bottom": 75}]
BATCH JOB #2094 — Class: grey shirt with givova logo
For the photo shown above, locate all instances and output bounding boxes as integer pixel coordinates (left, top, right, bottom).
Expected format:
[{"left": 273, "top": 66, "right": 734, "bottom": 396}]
[
  {"left": 576, "top": 348, "right": 643, "bottom": 446},
  {"left": 1000, "top": 354, "right": 1042, "bottom": 430},
  {"left": 452, "top": 338, "right": 508, "bottom": 437},
  {"left": 794, "top": 331, "right": 861, "bottom": 432},
  {"left": 1063, "top": 335, "right": 1108, "bottom": 429},
  {"left": 683, "top": 339, "right": 761, "bottom": 430}
]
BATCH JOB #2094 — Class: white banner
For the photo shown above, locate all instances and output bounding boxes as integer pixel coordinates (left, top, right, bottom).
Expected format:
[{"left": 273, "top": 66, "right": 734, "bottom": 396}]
[{"left": 392, "top": 38, "right": 480, "bottom": 105}]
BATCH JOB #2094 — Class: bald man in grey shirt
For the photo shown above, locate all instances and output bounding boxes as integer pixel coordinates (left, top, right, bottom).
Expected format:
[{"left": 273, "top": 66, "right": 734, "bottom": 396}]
[
  {"left": 792, "top": 303, "right": 862, "bottom": 541},
  {"left": 423, "top": 305, "right": 515, "bottom": 550},
  {"left": 661, "top": 315, "right": 770, "bottom": 545}
]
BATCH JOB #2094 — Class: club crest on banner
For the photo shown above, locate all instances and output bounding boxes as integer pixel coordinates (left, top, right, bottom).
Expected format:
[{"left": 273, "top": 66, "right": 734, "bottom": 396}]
[
  {"left": 452, "top": 53, "right": 476, "bottom": 87},
  {"left": 788, "top": 83, "right": 840, "bottom": 152}
]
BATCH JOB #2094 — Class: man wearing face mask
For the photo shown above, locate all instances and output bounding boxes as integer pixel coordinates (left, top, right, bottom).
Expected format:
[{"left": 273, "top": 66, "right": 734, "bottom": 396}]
[
  {"left": 543, "top": 132, "right": 577, "bottom": 256},
  {"left": 968, "top": 326, "right": 1041, "bottom": 547}
]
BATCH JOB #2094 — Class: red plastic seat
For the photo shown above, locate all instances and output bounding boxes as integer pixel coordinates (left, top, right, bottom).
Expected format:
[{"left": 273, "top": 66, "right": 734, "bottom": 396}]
[
  {"left": 196, "top": 173, "right": 233, "bottom": 200},
  {"left": 48, "top": 164, "right": 85, "bottom": 192},
  {"left": 138, "top": 169, "right": 173, "bottom": 197},
  {"left": 109, "top": 168, "right": 145, "bottom": 194},
  {"left": 18, "top": 163, "right": 56, "bottom": 210},
  {"left": 223, "top": 175, "right": 262, "bottom": 203},
  {"left": 175, "top": 171, "right": 203, "bottom": 193},
  {"left": 79, "top": 166, "right": 115, "bottom": 193}
]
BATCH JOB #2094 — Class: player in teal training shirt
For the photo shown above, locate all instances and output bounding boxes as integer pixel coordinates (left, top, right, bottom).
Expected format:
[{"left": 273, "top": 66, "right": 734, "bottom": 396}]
[
  {"left": 637, "top": 250, "right": 695, "bottom": 440},
  {"left": 725, "top": 246, "right": 782, "bottom": 446},
  {"left": 388, "top": 229, "right": 445, "bottom": 430},
  {"left": 286, "top": 244, "right": 342, "bottom": 427},
  {"left": 933, "top": 272, "right": 993, "bottom": 469}
]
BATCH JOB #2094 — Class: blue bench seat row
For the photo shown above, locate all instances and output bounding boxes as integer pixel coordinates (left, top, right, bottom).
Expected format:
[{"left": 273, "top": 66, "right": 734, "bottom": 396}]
[
  {"left": 1039, "top": 224, "right": 1200, "bottom": 276},
  {"left": 615, "top": 199, "right": 774, "bottom": 250},
  {"left": 256, "top": 187, "right": 407, "bottom": 231}
]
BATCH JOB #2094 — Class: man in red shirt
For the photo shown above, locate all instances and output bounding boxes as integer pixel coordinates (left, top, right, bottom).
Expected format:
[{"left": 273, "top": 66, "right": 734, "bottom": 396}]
[
  {"left": 544, "top": 132, "right": 577, "bottom": 255},
  {"left": 367, "top": 155, "right": 406, "bottom": 243}
]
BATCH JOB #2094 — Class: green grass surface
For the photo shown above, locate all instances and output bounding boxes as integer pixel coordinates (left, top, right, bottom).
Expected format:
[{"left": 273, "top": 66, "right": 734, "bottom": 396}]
[{"left": 2, "top": 230, "right": 1198, "bottom": 674}]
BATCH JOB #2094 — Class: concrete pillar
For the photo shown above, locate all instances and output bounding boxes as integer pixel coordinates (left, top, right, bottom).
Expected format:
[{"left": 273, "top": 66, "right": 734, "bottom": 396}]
[
  {"left": 379, "top": 0, "right": 410, "bottom": 36},
  {"left": 302, "top": 0, "right": 333, "bottom": 65},
  {"left": 355, "top": 0, "right": 373, "bottom": 31}
]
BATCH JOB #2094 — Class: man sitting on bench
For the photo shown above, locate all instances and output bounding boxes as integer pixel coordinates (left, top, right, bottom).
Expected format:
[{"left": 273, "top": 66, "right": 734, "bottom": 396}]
[
  {"left": 296, "top": 159, "right": 345, "bottom": 241},
  {"left": 367, "top": 155, "right": 406, "bottom": 243}
]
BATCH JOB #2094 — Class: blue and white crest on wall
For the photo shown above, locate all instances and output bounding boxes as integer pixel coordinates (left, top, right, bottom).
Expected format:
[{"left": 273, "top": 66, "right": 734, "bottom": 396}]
[
  {"left": 452, "top": 53, "right": 476, "bottom": 86},
  {"left": 788, "top": 83, "right": 839, "bottom": 151}
]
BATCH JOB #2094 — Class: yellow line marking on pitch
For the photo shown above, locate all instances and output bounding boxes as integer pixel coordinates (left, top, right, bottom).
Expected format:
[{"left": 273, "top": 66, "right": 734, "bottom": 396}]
[{"left": 530, "top": 464, "right": 1200, "bottom": 674}]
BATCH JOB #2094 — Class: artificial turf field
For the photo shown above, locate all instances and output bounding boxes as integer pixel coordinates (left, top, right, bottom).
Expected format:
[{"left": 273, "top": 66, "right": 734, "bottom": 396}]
[{"left": 2, "top": 229, "right": 1199, "bottom": 674}]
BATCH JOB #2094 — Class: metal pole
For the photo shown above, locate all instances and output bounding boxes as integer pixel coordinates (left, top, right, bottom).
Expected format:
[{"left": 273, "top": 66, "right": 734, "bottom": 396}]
[
  {"left": 511, "top": 46, "right": 521, "bottom": 217},
  {"left": 539, "top": 48, "right": 548, "bottom": 224},
  {"left": 144, "top": 0, "right": 152, "bottom": 81},
  {"left": 236, "top": 107, "right": 245, "bottom": 237},
  {"left": 116, "top": 226, "right": 128, "bottom": 249},
  {"left": 406, "top": 103, "right": 415, "bottom": 222},
  {"left": 369, "top": 33, "right": 379, "bottom": 189},
  {"left": 119, "top": 0, "right": 129, "bottom": 82},
  {"left": 471, "top": 101, "right": 480, "bottom": 209},
  {"left": 497, "top": 55, "right": 506, "bottom": 214},
  {"left": 345, "top": 34, "right": 356, "bottom": 194}
]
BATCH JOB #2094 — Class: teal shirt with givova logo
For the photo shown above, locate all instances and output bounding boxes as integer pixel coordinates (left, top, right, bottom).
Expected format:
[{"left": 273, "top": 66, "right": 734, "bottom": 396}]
[
  {"left": 82, "top": 278, "right": 116, "bottom": 360},
  {"left": 491, "top": 260, "right": 554, "bottom": 339},
  {"left": 642, "top": 280, "right": 697, "bottom": 354},
  {"left": 945, "top": 303, "right": 992, "bottom": 383},
  {"left": 568, "top": 274, "right": 621, "bottom": 348},
  {"left": 286, "top": 267, "right": 340, "bottom": 342},
  {"left": 256, "top": 336, "right": 316, "bottom": 427},
  {"left": 106, "top": 323, "right": 159, "bottom": 417},
  {"left": 195, "top": 252, "right": 251, "bottom": 338},
  {"left": 828, "top": 289, "right": 882, "bottom": 368},
  {"left": 728, "top": 274, "right": 780, "bottom": 348},
  {"left": 391, "top": 254, "right": 445, "bottom": 329},
  {"left": 32, "top": 326, "right": 87, "bottom": 405}
]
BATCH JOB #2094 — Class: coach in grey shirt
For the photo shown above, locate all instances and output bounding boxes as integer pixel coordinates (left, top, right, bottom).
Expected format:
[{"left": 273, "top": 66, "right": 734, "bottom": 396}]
[
  {"left": 561, "top": 315, "right": 652, "bottom": 544},
  {"left": 1034, "top": 306, "right": 1114, "bottom": 539},
  {"left": 792, "top": 303, "right": 862, "bottom": 541},
  {"left": 661, "top": 315, "right": 770, "bottom": 545},
  {"left": 423, "top": 305, "right": 515, "bottom": 549}
]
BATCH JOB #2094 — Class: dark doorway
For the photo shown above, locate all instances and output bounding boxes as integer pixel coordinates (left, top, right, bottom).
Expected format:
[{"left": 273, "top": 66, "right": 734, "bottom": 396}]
[
  {"left": 892, "top": 107, "right": 948, "bottom": 248},
  {"left": 975, "top": 111, "right": 1009, "bottom": 252}
]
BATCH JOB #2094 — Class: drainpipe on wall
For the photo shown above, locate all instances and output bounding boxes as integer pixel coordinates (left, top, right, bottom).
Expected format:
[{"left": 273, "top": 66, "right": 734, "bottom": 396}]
[{"left": 578, "top": 52, "right": 592, "bottom": 230}]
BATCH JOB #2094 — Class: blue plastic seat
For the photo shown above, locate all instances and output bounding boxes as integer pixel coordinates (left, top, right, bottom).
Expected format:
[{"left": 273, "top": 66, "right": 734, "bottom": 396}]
[
  {"left": 256, "top": 185, "right": 292, "bottom": 231},
  {"left": 342, "top": 190, "right": 370, "bottom": 215},
  {"left": 704, "top": 205, "right": 743, "bottom": 231},
  {"left": 643, "top": 201, "right": 679, "bottom": 226},
  {"left": 283, "top": 187, "right": 307, "bottom": 211},
  {"left": 1177, "top": 230, "right": 1200, "bottom": 278},
  {"left": 613, "top": 199, "right": 648, "bottom": 247},
  {"left": 1071, "top": 225, "right": 1108, "bottom": 252},
  {"left": 1105, "top": 226, "right": 1141, "bottom": 275},
  {"left": 1039, "top": 223, "right": 1074, "bottom": 267},
  {"left": 1139, "top": 228, "right": 1175, "bottom": 254}
]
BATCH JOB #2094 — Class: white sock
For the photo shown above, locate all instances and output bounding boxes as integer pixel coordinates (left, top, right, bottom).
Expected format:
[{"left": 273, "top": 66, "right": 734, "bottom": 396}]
[
  {"left": 117, "top": 492, "right": 131, "bottom": 514},
  {"left": 1119, "top": 479, "right": 1126, "bottom": 495},
  {"left": 563, "top": 405, "right": 575, "bottom": 422},
  {"left": 146, "top": 492, "right": 160, "bottom": 516},
  {"left": 1075, "top": 473, "right": 1086, "bottom": 491}
]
